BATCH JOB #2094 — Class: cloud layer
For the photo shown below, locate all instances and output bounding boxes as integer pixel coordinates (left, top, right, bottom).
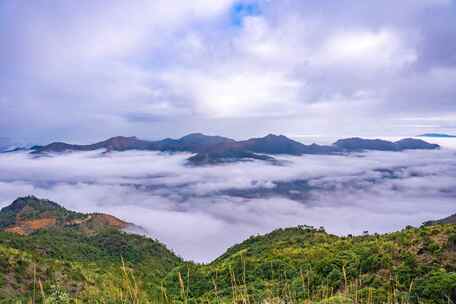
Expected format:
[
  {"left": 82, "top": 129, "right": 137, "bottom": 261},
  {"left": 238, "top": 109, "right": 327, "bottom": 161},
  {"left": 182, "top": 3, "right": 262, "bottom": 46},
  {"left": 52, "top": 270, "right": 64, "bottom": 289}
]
[
  {"left": 1, "top": 139, "right": 455, "bottom": 262},
  {"left": 1, "top": 1, "right": 456, "bottom": 142}
]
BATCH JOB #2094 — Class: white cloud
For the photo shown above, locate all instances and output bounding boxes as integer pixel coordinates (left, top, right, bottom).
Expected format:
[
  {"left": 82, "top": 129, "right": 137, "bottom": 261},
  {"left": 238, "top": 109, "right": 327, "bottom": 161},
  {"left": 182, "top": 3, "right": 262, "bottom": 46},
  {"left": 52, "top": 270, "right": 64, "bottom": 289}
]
[
  {"left": 162, "top": 68, "right": 303, "bottom": 118},
  {"left": 318, "top": 30, "right": 417, "bottom": 69},
  {"left": 3, "top": 0, "right": 456, "bottom": 141},
  {"left": 0, "top": 141, "right": 455, "bottom": 262}
]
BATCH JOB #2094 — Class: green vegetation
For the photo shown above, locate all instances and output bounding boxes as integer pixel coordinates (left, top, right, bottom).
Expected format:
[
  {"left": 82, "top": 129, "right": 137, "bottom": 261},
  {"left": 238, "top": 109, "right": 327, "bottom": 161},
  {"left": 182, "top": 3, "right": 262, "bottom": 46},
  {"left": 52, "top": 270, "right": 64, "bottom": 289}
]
[
  {"left": 0, "top": 229, "right": 182, "bottom": 303},
  {"left": 0, "top": 196, "right": 85, "bottom": 229},
  {"left": 0, "top": 197, "right": 182, "bottom": 303},
  {"left": 0, "top": 197, "right": 455, "bottom": 303},
  {"left": 161, "top": 225, "right": 456, "bottom": 304}
]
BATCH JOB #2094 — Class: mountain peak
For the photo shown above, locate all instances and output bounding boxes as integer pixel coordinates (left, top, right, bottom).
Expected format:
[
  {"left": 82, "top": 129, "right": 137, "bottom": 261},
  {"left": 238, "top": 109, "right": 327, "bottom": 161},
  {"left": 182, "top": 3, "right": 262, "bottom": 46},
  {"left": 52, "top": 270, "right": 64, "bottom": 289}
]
[
  {"left": 0, "top": 196, "right": 128, "bottom": 235},
  {"left": 260, "top": 134, "right": 294, "bottom": 143},
  {"left": 98, "top": 136, "right": 142, "bottom": 145},
  {"left": 394, "top": 138, "right": 440, "bottom": 150},
  {"left": 265, "top": 133, "right": 282, "bottom": 138},
  {"left": 105, "top": 136, "right": 138, "bottom": 141},
  {"left": 95, "top": 136, "right": 147, "bottom": 151},
  {"left": 263, "top": 134, "right": 288, "bottom": 140},
  {"left": 3, "top": 196, "right": 65, "bottom": 215},
  {"left": 179, "top": 133, "right": 233, "bottom": 142},
  {"left": 180, "top": 133, "right": 206, "bottom": 139},
  {"left": 241, "top": 134, "right": 312, "bottom": 155}
]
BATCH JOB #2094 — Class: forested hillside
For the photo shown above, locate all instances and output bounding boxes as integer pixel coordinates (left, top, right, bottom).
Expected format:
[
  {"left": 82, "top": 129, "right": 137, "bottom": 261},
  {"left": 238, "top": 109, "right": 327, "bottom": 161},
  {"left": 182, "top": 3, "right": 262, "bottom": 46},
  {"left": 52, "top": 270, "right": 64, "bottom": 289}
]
[{"left": 0, "top": 197, "right": 455, "bottom": 303}]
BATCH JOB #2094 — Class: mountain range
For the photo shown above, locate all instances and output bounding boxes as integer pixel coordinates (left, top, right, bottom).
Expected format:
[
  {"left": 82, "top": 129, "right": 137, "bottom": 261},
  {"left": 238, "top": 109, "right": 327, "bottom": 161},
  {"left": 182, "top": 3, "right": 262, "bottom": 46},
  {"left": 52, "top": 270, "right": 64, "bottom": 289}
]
[
  {"left": 418, "top": 133, "right": 456, "bottom": 138},
  {"left": 29, "top": 133, "right": 440, "bottom": 165},
  {"left": 0, "top": 196, "right": 455, "bottom": 303}
]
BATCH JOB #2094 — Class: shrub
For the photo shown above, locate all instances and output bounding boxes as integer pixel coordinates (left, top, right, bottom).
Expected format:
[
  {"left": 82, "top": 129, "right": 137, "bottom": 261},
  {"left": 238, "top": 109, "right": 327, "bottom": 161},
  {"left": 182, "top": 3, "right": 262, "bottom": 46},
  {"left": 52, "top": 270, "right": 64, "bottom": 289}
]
[
  {"left": 46, "top": 284, "right": 71, "bottom": 304},
  {"left": 414, "top": 270, "right": 456, "bottom": 304},
  {"left": 448, "top": 233, "right": 456, "bottom": 251}
]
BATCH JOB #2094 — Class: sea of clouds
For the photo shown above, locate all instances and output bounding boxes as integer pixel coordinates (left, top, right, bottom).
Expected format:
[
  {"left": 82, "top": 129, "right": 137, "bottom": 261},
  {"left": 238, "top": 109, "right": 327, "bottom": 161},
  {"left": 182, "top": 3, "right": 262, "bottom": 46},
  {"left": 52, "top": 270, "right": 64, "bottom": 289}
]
[{"left": 0, "top": 138, "right": 455, "bottom": 262}]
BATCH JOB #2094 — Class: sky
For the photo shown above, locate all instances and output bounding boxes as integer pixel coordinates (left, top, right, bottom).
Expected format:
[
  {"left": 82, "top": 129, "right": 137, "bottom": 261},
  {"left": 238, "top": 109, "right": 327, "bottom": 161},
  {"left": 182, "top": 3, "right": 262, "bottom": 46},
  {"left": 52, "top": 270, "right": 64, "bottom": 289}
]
[
  {"left": 1, "top": 138, "right": 455, "bottom": 262},
  {"left": 1, "top": 0, "right": 456, "bottom": 144}
]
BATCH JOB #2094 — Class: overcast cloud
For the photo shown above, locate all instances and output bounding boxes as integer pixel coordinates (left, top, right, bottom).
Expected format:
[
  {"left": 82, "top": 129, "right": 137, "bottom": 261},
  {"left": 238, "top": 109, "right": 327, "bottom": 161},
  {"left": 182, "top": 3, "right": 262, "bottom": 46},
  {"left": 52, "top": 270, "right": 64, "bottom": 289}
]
[{"left": 1, "top": 0, "right": 456, "bottom": 143}]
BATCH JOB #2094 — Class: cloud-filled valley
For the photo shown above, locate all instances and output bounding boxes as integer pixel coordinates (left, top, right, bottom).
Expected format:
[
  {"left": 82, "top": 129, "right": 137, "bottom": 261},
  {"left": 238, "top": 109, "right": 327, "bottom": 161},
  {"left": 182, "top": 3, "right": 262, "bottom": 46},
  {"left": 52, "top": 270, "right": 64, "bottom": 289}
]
[{"left": 1, "top": 138, "right": 455, "bottom": 262}]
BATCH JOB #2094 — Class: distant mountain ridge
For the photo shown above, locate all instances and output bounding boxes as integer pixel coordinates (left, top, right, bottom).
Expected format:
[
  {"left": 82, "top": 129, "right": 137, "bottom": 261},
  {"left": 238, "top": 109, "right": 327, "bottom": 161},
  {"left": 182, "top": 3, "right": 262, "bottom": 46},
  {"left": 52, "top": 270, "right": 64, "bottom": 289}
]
[
  {"left": 0, "top": 137, "right": 28, "bottom": 152},
  {"left": 31, "top": 133, "right": 235, "bottom": 154},
  {"left": 0, "top": 137, "right": 12, "bottom": 152},
  {"left": 30, "top": 133, "right": 440, "bottom": 165},
  {"left": 423, "top": 213, "right": 456, "bottom": 226},
  {"left": 334, "top": 137, "right": 440, "bottom": 152},
  {"left": 418, "top": 133, "right": 456, "bottom": 138}
]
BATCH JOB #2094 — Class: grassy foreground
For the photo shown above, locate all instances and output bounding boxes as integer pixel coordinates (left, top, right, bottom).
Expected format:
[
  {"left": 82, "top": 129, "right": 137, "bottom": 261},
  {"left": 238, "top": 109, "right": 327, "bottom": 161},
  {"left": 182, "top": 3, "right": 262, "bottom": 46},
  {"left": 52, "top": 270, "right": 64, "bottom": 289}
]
[{"left": 0, "top": 197, "right": 455, "bottom": 303}]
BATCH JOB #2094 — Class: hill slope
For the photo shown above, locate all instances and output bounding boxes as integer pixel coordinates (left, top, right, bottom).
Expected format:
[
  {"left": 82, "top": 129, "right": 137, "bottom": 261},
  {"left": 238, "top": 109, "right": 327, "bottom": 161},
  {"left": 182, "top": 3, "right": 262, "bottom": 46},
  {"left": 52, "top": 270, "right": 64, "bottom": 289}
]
[
  {"left": 1, "top": 196, "right": 455, "bottom": 303},
  {"left": 0, "top": 196, "right": 129, "bottom": 235},
  {"left": 0, "top": 196, "right": 182, "bottom": 302},
  {"left": 424, "top": 213, "right": 456, "bottom": 226},
  {"left": 162, "top": 225, "right": 456, "bottom": 304}
]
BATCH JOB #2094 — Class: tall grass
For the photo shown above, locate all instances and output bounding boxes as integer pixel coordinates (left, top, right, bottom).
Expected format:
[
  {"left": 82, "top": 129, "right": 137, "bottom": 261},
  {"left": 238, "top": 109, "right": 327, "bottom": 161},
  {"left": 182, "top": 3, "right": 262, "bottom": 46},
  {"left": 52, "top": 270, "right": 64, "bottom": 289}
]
[{"left": 18, "top": 262, "right": 453, "bottom": 304}]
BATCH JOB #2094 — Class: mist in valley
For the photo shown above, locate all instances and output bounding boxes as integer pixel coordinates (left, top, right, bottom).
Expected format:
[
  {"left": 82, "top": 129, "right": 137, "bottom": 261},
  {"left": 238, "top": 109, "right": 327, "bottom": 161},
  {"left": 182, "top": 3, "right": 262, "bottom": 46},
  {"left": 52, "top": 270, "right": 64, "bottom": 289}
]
[{"left": 0, "top": 137, "right": 455, "bottom": 262}]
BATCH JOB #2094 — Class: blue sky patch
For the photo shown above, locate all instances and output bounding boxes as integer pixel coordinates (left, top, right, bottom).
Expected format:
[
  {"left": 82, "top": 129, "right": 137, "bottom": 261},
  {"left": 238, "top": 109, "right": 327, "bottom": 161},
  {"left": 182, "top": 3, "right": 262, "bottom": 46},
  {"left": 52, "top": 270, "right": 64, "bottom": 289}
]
[{"left": 231, "top": 2, "right": 261, "bottom": 26}]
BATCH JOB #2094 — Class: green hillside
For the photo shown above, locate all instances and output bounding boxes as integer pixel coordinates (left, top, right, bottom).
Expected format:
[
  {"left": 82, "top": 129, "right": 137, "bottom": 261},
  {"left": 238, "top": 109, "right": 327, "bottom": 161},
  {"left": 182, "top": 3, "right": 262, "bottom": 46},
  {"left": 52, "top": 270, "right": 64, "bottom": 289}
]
[
  {"left": 0, "top": 197, "right": 182, "bottom": 303},
  {"left": 424, "top": 213, "right": 456, "bottom": 226},
  {"left": 162, "top": 225, "right": 456, "bottom": 304},
  {"left": 0, "top": 197, "right": 455, "bottom": 303}
]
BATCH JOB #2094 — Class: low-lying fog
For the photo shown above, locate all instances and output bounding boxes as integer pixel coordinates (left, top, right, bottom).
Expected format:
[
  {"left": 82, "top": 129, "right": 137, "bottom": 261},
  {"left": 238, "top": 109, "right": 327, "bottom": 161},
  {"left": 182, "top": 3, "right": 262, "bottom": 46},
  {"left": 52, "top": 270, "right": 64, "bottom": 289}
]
[{"left": 1, "top": 137, "right": 455, "bottom": 263}]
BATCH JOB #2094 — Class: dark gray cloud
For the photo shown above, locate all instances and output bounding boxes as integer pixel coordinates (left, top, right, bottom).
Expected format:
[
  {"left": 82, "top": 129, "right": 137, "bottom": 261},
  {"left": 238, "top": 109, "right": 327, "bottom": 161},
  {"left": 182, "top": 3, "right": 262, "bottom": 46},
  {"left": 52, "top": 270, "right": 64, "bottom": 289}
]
[{"left": 1, "top": 1, "right": 456, "bottom": 143}]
